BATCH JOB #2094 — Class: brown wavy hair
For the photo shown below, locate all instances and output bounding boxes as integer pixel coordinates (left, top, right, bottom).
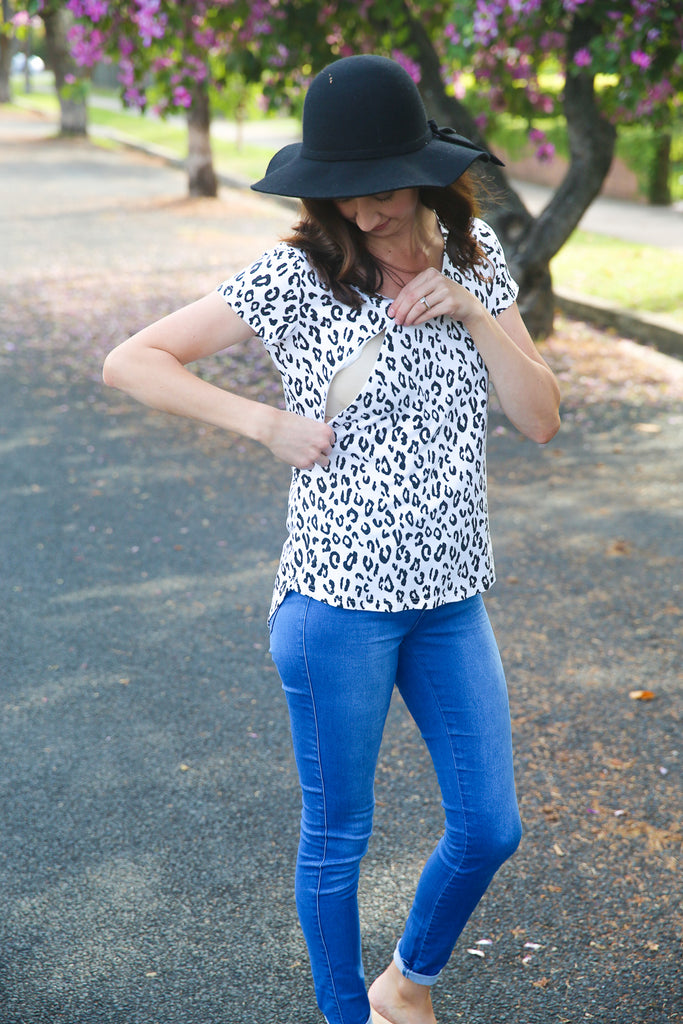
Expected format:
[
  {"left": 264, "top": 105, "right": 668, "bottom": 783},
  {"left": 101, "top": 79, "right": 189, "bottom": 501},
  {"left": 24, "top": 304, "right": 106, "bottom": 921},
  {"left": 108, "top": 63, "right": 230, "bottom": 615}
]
[{"left": 283, "top": 172, "right": 491, "bottom": 310}]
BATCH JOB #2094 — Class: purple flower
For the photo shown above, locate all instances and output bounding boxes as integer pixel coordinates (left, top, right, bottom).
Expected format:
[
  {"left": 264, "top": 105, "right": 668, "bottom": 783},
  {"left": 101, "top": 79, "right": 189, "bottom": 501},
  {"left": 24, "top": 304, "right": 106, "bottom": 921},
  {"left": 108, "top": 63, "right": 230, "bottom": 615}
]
[
  {"left": 66, "top": 23, "right": 105, "bottom": 67},
  {"left": 123, "top": 87, "right": 145, "bottom": 108},
  {"left": 473, "top": 9, "right": 498, "bottom": 46},
  {"left": 630, "top": 50, "right": 652, "bottom": 70},
  {"left": 118, "top": 57, "right": 136, "bottom": 86},
  {"left": 573, "top": 48, "right": 592, "bottom": 68},
  {"left": 391, "top": 50, "right": 422, "bottom": 83},
  {"left": 85, "top": 0, "right": 108, "bottom": 21},
  {"left": 119, "top": 36, "right": 134, "bottom": 57},
  {"left": 173, "top": 85, "right": 193, "bottom": 108},
  {"left": 535, "top": 142, "right": 556, "bottom": 163}
]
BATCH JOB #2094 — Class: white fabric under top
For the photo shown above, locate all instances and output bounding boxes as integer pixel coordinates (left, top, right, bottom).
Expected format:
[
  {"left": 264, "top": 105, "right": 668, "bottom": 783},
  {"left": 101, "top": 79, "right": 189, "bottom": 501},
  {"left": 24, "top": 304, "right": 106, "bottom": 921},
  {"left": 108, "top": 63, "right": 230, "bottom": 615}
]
[
  {"left": 218, "top": 218, "right": 518, "bottom": 620},
  {"left": 325, "top": 329, "right": 385, "bottom": 420}
]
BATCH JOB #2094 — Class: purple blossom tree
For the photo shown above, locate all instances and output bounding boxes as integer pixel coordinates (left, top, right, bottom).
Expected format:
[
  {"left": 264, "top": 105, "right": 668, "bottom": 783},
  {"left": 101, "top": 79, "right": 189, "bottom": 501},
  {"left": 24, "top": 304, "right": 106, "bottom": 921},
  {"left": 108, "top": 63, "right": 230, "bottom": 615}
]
[
  {"left": 19, "top": 0, "right": 89, "bottom": 134},
  {"left": 242, "top": 0, "right": 683, "bottom": 334},
  {"left": 389, "top": 0, "right": 683, "bottom": 333},
  {"left": 18, "top": 0, "right": 683, "bottom": 334},
  {"left": 59, "top": 0, "right": 229, "bottom": 194},
  {"left": 1, "top": 2, "right": 18, "bottom": 104}
]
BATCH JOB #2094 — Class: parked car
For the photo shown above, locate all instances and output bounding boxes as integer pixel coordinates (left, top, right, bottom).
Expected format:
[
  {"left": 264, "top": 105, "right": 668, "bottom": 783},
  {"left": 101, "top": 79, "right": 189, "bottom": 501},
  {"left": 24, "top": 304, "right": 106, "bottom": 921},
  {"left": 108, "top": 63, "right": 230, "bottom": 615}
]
[{"left": 11, "top": 53, "right": 46, "bottom": 74}]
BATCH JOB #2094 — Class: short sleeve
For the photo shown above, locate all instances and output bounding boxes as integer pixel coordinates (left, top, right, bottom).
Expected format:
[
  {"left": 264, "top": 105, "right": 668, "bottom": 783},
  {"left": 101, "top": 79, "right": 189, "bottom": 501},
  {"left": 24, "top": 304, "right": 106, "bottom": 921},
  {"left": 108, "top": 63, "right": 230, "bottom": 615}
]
[
  {"left": 217, "top": 244, "right": 308, "bottom": 349},
  {"left": 472, "top": 219, "right": 519, "bottom": 318}
]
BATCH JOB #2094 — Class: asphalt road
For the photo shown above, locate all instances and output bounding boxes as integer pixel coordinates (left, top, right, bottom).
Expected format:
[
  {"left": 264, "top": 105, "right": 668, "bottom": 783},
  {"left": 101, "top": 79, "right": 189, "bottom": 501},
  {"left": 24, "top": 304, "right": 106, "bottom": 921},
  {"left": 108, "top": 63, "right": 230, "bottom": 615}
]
[{"left": 1, "top": 123, "right": 681, "bottom": 1024}]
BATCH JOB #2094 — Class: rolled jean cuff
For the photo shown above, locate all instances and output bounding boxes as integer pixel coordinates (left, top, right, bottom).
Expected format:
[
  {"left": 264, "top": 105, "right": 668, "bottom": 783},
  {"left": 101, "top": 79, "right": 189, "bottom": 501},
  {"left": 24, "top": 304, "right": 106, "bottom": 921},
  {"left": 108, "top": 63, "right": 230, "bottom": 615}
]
[
  {"left": 325, "top": 1017, "right": 371, "bottom": 1024},
  {"left": 393, "top": 943, "right": 441, "bottom": 986}
]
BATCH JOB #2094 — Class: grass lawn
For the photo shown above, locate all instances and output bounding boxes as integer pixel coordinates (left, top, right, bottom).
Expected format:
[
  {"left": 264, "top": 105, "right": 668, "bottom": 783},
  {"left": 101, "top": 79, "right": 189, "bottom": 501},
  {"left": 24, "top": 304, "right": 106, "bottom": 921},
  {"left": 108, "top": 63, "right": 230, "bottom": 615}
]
[
  {"left": 9, "top": 88, "right": 683, "bottom": 327},
  {"left": 551, "top": 232, "right": 683, "bottom": 327},
  {"left": 87, "top": 98, "right": 294, "bottom": 183},
  {"left": 12, "top": 87, "right": 286, "bottom": 182}
]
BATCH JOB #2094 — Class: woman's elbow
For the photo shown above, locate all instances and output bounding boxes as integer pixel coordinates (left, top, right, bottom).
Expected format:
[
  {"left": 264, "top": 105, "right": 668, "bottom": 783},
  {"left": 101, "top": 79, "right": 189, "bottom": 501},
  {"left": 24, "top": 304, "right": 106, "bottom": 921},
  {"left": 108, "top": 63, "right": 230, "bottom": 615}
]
[
  {"left": 532, "top": 411, "right": 561, "bottom": 445},
  {"left": 102, "top": 348, "right": 120, "bottom": 389},
  {"left": 102, "top": 343, "right": 134, "bottom": 390},
  {"left": 102, "top": 350, "right": 116, "bottom": 388}
]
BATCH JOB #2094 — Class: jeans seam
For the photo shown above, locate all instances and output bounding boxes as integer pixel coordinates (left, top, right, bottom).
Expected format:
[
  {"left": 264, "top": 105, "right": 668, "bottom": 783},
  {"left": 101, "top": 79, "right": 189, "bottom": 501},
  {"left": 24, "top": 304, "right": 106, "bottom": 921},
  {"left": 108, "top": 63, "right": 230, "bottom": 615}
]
[
  {"left": 404, "top": 606, "right": 428, "bottom": 637},
  {"left": 301, "top": 596, "right": 345, "bottom": 1024},
  {"left": 409, "top": 651, "right": 468, "bottom": 975}
]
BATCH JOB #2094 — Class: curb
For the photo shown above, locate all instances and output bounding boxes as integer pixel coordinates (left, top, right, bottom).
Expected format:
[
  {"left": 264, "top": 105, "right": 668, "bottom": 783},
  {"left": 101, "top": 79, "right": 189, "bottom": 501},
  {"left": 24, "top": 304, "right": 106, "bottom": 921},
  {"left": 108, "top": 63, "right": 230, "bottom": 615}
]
[
  {"left": 554, "top": 289, "right": 683, "bottom": 360},
  {"left": 86, "top": 125, "right": 683, "bottom": 363}
]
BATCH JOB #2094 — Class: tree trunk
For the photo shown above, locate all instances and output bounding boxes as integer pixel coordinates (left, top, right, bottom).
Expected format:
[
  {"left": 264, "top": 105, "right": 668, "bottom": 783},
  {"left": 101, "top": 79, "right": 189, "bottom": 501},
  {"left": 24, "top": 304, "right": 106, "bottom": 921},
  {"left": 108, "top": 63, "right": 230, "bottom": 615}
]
[
  {"left": 504, "top": 23, "right": 616, "bottom": 336},
  {"left": 0, "top": 0, "right": 12, "bottom": 104},
  {"left": 42, "top": 6, "right": 88, "bottom": 136},
  {"left": 409, "top": 17, "right": 533, "bottom": 238},
  {"left": 23, "top": 26, "right": 33, "bottom": 94},
  {"left": 186, "top": 80, "right": 217, "bottom": 197},
  {"left": 405, "top": 9, "right": 616, "bottom": 338},
  {"left": 0, "top": 33, "right": 11, "bottom": 104},
  {"left": 648, "top": 132, "right": 671, "bottom": 206}
]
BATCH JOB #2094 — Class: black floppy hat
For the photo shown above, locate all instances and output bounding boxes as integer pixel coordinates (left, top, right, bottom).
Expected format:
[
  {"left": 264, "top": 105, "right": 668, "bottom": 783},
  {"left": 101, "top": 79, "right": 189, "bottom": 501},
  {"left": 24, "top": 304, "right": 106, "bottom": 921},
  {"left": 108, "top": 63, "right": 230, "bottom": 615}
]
[{"left": 251, "top": 54, "right": 502, "bottom": 200}]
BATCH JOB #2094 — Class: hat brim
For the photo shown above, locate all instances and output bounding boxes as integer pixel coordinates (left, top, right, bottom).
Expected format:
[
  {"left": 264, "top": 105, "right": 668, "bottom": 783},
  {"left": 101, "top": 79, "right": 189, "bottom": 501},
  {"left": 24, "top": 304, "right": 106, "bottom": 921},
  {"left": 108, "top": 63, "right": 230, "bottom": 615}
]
[{"left": 251, "top": 139, "right": 497, "bottom": 200}]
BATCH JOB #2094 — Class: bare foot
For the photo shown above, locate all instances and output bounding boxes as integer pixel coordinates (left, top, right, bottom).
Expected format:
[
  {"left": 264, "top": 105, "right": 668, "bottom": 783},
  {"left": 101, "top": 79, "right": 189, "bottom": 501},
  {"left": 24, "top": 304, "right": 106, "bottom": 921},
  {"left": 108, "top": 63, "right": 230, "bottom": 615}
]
[{"left": 368, "top": 962, "right": 437, "bottom": 1024}]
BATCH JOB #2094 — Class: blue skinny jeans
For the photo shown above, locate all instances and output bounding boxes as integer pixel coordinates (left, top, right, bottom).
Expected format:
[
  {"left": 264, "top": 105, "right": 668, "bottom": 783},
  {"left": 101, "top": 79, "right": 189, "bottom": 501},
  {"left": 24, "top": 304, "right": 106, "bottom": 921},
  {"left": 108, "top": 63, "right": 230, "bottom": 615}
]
[{"left": 269, "top": 591, "right": 522, "bottom": 1024}]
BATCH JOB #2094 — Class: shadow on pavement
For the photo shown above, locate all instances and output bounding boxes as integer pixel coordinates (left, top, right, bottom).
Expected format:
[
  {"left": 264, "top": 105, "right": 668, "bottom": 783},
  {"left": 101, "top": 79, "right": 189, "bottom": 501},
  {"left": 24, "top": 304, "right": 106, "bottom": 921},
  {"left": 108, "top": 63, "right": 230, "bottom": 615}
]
[{"left": 1, "top": 132, "right": 681, "bottom": 1024}]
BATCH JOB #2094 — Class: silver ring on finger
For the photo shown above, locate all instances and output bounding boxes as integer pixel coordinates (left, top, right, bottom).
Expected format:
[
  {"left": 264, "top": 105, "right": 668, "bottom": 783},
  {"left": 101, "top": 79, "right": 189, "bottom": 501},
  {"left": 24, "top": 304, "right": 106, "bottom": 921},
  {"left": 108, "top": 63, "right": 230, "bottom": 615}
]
[{"left": 420, "top": 295, "right": 431, "bottom": 309}]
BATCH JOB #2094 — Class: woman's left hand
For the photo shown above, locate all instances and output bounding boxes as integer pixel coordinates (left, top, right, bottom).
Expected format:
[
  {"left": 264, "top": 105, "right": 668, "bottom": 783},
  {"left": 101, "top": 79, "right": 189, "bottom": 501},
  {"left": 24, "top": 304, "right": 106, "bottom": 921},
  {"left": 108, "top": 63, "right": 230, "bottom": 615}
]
[
  {"left": 388, "top": 268, "right": 480, "bottom": 327},
  {"left": 387, "top": 267, "right": 561, "bottom": 445}
]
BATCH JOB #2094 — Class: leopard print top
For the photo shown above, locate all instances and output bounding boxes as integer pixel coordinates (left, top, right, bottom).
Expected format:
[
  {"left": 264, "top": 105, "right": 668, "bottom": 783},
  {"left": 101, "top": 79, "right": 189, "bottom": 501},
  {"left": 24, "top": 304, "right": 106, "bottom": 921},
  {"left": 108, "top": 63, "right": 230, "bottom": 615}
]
[{"left": 218, "top": 218, "right": 518, "bottom": 620}]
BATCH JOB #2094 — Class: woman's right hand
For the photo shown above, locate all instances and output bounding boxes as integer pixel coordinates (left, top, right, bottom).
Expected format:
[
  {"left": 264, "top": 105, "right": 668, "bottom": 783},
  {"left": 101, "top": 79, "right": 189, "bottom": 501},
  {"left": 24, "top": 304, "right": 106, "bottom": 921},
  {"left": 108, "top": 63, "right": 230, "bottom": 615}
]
[
  {"left": 260, "top": 407, "right": 336, "bottom": 470},
  {"left": 103, "top": 292, "right": 337, "bottom": 468}
]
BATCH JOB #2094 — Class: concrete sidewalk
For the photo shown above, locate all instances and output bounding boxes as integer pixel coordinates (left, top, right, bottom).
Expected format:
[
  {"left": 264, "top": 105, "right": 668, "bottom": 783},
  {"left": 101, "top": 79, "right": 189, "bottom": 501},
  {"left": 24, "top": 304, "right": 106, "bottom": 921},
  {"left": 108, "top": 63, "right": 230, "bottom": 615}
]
[
  {"left": 510, "top": 179, "right": 683, "bottom": 253},
  {"left": 1, "top": 127, "right": 682, "bottom": 1024},
  {"left": 6, "top": 102, "right": 683, "bottom": 252},
  {"left": 7, "top": 102, "right": 682, "bottom": 357}
]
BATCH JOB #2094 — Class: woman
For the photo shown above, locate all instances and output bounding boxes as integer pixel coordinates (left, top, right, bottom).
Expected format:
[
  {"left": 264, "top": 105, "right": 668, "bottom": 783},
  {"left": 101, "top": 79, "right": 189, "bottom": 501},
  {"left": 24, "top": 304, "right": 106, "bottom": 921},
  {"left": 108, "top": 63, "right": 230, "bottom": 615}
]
[{"left": 103, "top": 55, "right": 560, "bottom": 1024}]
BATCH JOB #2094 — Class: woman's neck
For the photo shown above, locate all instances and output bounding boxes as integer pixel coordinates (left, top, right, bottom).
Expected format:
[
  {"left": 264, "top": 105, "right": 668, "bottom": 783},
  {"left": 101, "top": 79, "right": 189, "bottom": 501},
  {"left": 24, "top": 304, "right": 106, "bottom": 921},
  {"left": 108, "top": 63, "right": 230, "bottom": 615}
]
[
  {"left": 368, "top": 207, "right": 443, "bottom": 278},
  {"left": 367, "top": 207, "right": 444, "bottom": 295}
]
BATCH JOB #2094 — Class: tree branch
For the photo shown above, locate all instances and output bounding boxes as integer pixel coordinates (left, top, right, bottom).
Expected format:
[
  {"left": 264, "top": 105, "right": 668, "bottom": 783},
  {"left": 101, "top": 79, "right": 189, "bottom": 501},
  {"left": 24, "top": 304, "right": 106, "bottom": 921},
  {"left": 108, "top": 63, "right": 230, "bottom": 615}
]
[
  {"left": 391, "top": 7, "right": 618, "bottom": 337},
  {"left": 511, "top": 16, "right": 616, "bottom": 274},
  {"left": 402, "top": 13, "right": 535, "bottom": 249}
]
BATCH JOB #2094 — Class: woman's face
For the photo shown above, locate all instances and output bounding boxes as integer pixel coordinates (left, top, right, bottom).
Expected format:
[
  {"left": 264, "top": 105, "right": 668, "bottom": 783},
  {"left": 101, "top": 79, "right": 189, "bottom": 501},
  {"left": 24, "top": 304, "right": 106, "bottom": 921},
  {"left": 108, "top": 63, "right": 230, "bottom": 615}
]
[{"left": 333, "top": 188, "right": 421, "bottom": 239}]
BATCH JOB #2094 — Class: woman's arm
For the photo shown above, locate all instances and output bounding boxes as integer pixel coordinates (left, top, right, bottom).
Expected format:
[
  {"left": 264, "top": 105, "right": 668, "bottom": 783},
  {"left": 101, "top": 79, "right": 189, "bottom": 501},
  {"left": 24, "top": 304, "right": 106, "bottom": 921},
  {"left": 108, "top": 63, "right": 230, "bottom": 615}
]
[
  {"left": 103, "top": 290, "right": 336, "bottom": 469},
  {"left": 465, "top": 299, "right": 561, "bottom": 444},
  {"left": 388, "top": 270, "right": 561, "bottom": 444}
]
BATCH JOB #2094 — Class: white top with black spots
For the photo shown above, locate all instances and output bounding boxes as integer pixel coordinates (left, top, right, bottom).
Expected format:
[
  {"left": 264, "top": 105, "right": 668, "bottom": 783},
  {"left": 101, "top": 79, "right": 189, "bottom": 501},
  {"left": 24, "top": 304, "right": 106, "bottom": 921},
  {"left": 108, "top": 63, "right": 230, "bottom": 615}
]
[{"left": 218, "top": 218, "right": 518, "bottom": 620}]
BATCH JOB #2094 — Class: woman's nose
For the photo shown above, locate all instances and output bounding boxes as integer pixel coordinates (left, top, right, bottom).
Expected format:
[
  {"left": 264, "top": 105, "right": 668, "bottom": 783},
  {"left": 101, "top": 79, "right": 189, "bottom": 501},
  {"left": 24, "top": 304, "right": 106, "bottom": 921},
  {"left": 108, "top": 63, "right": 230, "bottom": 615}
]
[{"left": 352, "top": 199, "right": 381, "bottom": 232}]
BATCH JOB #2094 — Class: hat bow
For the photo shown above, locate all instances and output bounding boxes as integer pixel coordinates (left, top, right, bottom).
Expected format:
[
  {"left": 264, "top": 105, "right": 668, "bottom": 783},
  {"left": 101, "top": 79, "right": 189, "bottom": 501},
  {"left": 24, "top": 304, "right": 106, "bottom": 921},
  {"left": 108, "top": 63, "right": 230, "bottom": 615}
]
[{"left": 428, "top": 120, "right": 504, "bottom": 166}]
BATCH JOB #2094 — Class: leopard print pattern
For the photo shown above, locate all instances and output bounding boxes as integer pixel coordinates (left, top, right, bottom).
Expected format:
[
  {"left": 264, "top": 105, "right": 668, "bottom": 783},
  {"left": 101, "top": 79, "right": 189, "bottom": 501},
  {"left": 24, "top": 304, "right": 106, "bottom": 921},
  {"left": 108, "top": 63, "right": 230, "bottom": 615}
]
[{"left": 218, "top": 219, "right": 518, "bottom": 620}]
